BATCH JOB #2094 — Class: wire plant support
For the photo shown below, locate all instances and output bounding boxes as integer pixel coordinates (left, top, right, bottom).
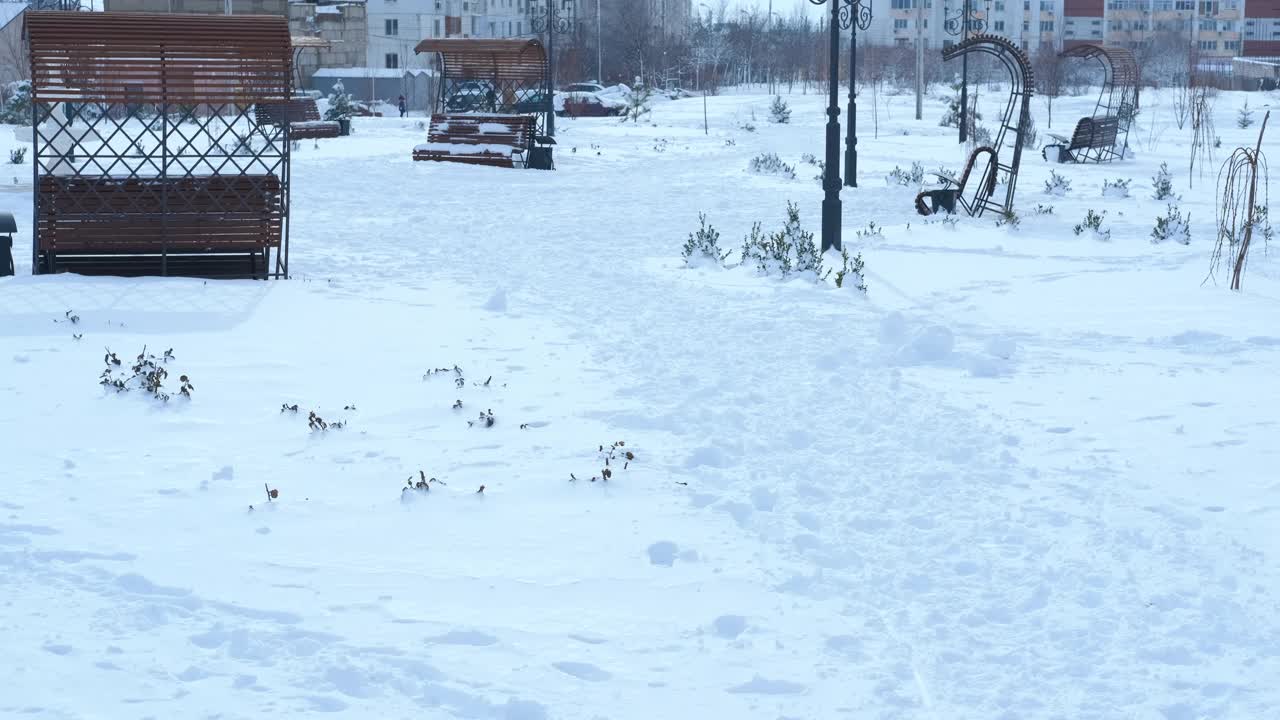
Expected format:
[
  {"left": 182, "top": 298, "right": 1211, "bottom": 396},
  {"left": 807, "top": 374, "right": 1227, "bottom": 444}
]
[{"left": 26, "top": 11, "right": 294, "bottom": 279}]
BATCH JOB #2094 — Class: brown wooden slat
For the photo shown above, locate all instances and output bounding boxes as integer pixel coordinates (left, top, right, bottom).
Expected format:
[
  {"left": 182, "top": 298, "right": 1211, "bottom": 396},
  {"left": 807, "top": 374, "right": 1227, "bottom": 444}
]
[
  {"left": 413, "top": 39, "right": 546, "bottom": 82},
  {"left": 26, "top": 11, "right": 292, "bottom": 104}
]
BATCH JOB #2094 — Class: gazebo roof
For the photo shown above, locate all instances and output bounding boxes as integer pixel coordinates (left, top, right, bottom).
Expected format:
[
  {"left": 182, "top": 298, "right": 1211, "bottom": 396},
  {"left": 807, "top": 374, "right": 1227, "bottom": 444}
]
[
  {"left": 26, "top": 11, "right": 292, "bottom": 104},
  {"left": 414, "top": 38, "right": 546, "bottom": 82}
]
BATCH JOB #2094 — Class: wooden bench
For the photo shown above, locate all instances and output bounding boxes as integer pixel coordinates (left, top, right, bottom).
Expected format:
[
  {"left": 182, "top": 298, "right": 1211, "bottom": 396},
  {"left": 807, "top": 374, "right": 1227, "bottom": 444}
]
[
  {"left": 1043, "top": 115, "right": 1120, "bottom": 163},
  {"left": 255, "top": 97, "right": 342, "bottom": 140},
  {"left": 412, "top": 114, "right": 535, "bottom": 168},
  {"left": 36, "top": 174, "right": 283, "bottom": 277}
]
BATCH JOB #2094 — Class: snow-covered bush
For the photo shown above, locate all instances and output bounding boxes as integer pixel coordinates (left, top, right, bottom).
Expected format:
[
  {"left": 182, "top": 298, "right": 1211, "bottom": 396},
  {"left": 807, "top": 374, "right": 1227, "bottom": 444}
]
[
  {"left": 886, "top": 162, "right": 925, "bottom": 187},
  {"left": 620, "top": 85, "right": 653, "bottom": 123},
  {"left": 1152, "top": 162, "right": 1176, "bottom": 201},
  {"left": 1150, "top": 204, "right": 1191, "bottom": 245},
  {"left": 800, "top": 153, "right": 818, "bottom": 166},
  {"left": 971, "top": 124, "right": 994, "bottom": 147},
  {"left": 1073, "top": 209, "right": 1110, "bottom": 240},
  {"left": 995, "top": 209, "right": 1021, "bottom": 229},
  {"left": 739, "top": 120, "right": 757, "bottom": 133},
  {"left": 769, "top": 95, "right": 791, "bottom": 124},
  {"left": 1035, "top": 204, "right": 1054, "bottom": 215},
  {"left": 748, "top": 152, "right": 796, "bottom": 179},
  {"left": 682, "top": 213, "right": 730, "bottom": 266},
  {"left": 1044, "top": 170, "right": 1072, "bottom": 196},
  {"left": 1102, "top": 178, "right": 1131, "bottom": 199},
  {"left": 324, "top": 80, "right": 354, "bottom": 121},
  {"left": 0, "top": 80, "right": 32, "bottom": 125},
  {"left": 741, "top": 203, "right": 820, "bottom": 279},
  {"left": 830, "top": 245, "right": 867, "bottom": 292},
  {"left": 939, "top": 84, "right": 981, "bottom": 129},
  {"left": 9, "top": 147, "right": 25, "bottom": 165},
  {"left": 856, "top": 221, "right": 884, "bottom": 240},
  {"left": 1020, "top": 117, "right": 1039, "bottom": 150}
]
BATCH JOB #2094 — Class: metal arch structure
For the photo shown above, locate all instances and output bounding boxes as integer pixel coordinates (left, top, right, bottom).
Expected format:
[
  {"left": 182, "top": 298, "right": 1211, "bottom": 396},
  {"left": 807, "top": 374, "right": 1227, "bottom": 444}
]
[
  {"left": 1058, "top": 43, "right": 1139, "bottom": 163},
  {"left": 924, "top": 34, "right": 1034, "bottom": 218},
  {"left": 414, "top": 39, "right": 549, "bottom": 135},
  {"left": 26, "top": 11, "right": 293, "bottom": 278}
]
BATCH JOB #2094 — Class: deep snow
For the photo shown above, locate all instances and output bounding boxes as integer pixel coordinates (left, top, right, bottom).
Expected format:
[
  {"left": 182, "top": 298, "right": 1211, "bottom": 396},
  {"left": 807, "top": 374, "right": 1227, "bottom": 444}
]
[{"left": 2, "top": 84, "right": 1280, "bottom": 719}]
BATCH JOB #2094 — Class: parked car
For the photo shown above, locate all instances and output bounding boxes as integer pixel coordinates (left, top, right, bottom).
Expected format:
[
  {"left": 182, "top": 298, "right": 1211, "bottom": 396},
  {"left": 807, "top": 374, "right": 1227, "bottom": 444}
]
[
  {"left": 563, "top": 82, "right": 607, "bottom": 95},
  {"left": 559, "top": 93, "right": 624, "bottom": 117},
  {"left": 444, "top": 80, "right": 497, "bottom": 111},
  {"left": 510, "top": 91, "right": 552, "bottom": 114}
]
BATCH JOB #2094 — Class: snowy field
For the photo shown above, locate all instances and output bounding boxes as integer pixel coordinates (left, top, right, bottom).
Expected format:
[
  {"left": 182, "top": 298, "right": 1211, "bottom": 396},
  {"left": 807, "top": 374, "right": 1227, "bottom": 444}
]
[{"left": 2, "top": 84, "right": 1280, "bottom": 719}]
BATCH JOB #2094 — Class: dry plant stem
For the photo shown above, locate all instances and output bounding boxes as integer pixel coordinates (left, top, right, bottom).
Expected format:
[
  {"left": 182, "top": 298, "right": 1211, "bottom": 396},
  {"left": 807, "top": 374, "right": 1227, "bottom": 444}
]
[{"left": 1233, "top": 112, "right": 1270, "bottom": 290}]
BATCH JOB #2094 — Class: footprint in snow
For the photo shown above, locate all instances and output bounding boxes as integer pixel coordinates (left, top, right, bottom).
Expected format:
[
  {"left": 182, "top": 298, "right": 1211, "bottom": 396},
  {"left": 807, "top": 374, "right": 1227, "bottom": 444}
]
[
  {"left": 425, "top": 630, "right": 499, "bottom": 646},
  {"left": 552, "top": 661, "right": 611, "bottom": 682},
  {"left": 647, "top": 541, "right": 678, "bottom": 567},
  {"left": 725, "top": 675, "right": 806, "bottom": 695},
  {"left": 712, "top": 615, "right": 747, "bottom": 639}
]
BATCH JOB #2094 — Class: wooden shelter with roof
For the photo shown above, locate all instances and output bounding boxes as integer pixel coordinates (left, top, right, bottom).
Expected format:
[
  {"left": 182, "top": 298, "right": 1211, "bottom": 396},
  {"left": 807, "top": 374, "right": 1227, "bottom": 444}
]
[
  {"left": 411, "top": 38, "right": 554, "bottom": 169},
  {"left": 26, "top": 11, "right": 294, "bottom": 278}
]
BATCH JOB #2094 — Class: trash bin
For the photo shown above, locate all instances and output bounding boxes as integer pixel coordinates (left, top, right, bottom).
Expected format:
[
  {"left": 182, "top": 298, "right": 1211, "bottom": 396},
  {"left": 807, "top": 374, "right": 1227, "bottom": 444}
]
[
  {"left": 338, "top": 118, "right": 351, "bottom": 136},
  {"left": 0, "top": 212, "right": 15, "bottom": 277},
  {"left": 527, "top": 146, "right": 554, "bottom": 170}
]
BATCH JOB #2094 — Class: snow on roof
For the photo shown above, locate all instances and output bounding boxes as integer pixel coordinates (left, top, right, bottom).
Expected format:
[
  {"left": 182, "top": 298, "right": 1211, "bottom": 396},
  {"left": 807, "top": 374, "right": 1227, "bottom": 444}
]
[
  {"left": 0, "top": 3, "right": 25, "bottom": 30},
  {"left": 316, "top": 5, "right": 341, "bottom": 13},
  {"left": 312, "top": 67, "right": 436, "bottom": 78}
]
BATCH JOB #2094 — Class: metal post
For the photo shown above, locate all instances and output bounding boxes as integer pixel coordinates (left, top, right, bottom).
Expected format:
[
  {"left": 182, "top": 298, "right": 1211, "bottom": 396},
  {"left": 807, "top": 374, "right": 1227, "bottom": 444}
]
[
  {"left": 843, "top": 0, "right": 871, "bottom": 188},
  {"left": 546, "top": 4, "right": 555, "bottom": 137},
  {"left": 820, "top": 0, "right": 842, "bottom": 252},
  {"left": 532, "top": 1, "right": 573, "bottom": 138},
  {"left": 915, "top": 0, "right": 923, "bottom": 120},
  {"left": 945, "top": 0, "right": 982, "bottom": 143},
  {"left": 596, "top": 0, "right": 602, "bottom": 82}
]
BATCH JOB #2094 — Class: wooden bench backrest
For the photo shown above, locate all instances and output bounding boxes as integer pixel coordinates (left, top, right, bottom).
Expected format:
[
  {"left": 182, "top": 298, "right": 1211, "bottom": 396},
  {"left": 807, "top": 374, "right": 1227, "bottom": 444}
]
[
  {"left": 427, "top": 114, "right": 534, "bottom": 150},
  {"left": 256, "top": 98, "right": 322, "bottom": 126},
  {"left": 37, "top": 174, "right": 283, "bottom": 250},
  {"left": 1070, "top": 116, "right": 1120, "bottom": 150}
]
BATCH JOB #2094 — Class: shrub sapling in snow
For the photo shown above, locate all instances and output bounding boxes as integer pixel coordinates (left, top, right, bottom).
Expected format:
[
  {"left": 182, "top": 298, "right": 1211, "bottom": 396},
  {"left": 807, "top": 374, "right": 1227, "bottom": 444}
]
[
  {"left": 830, "top": 246, "right": 868, "bottom": 293},
  {"left": 886, "top": 162, "right": 925, "bottom": 187},
  {"left": 1044, "top": 170, "right": 1071, "bottom": 196},
  {"left": 1152, "top": 162, "right": 1176, "bottom": 201},
  {"left": 1151, "top": 204, "right": 1191, "bottom": 245},
  {"left": 748, "top": 152, "right": 796, "bottom": 179},
  {"left": 99, "top": 346, "right": 192, "bottom": 402},
  {"left": 995, "top": 208, "right": 1021, "bottom": 229},
  {"left": 856, "top": 221, "right": 884, "bottom": 240},
  {"left": 8, "top": 147, "right": 25, "bottom": 165},
  {"left": 0, "top": 80, "right": 32, "bottom": 125},
  {"left": 1102, "top": 178, "right": 1131, "bottom": 199},
  {"left": 769, "top": 95, "right": 791, "bottom": 124},
  {"left": 570, "top": 441, "right": 635, "bottom": 483},
  {"left": 1074, "top": 209, "right": 1110, "bottom": 240},
  {"left": 308, "top": 410, "right": 345, "bottom": 431},
  {"left": 620, "top": 85, "right": 653, "bottom": 123},
  {"left": 1238, "top": 100, "right": 1255, "bottom": 129},
  {"left": 801, "top": 153, "right": 818, "bottom": 166},
  {"left": 682, "top": 212, "right": 730, "bottom": 265},
  {"left": 324, "top": 80, "right": 354, "bottom": 121},
  {"left": 1035, "top": 204, "right": 1055, "bottom": 215}
]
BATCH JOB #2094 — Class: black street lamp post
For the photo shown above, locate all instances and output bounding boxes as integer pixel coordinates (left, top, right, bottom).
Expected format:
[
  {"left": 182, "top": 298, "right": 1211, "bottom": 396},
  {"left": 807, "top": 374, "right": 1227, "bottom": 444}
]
[
  {"left": 809, "top": 0, "right": 854, "bottom": 252},
  {"left": 843, "top": 0, "right": 872, "bottom": 188},
  {"left": 944, "top": 0, "right": 985, "bottom": 143},
  {"left": 530, "top": 0, "right": 575, "bottom": 138}
]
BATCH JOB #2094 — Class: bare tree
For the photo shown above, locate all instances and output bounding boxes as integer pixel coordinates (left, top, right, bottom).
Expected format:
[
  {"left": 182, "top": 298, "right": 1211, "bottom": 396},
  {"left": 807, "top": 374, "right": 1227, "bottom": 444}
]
[{"left": 1034, "top": 43, "right": 1063, "bottom": 129}]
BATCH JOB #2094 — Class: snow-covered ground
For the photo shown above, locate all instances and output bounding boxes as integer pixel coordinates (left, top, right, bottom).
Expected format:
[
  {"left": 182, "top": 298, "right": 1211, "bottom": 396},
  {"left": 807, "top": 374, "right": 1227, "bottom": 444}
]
[{"left": 3, "top": 84, "right": 1280, "bottom": 719}]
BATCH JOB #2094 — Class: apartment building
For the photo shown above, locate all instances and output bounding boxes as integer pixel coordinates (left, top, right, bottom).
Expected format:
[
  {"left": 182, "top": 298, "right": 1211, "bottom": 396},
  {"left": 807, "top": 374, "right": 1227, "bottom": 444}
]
[
  {"left": 870, "top": 0, "right": 1062, "bottom": 55},
  {"left": 365, "top": 0, "right": 529, "bottom": 70}
]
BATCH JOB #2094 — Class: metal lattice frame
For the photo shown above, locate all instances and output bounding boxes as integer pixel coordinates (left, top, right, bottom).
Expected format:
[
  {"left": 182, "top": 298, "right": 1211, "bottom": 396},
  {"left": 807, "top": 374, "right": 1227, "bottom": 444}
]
[
  {"left": 414, "top": 39, "right": 549, "bottom": 136},
  {"left": 941, "top": 34, "right": 1035, "bottom": 218},
  {"left": 1059, "top": 44, "right": 1139, "bottom": 163},
  {"left": 27, "top": 12, "right": 293, "bottom": 278}
]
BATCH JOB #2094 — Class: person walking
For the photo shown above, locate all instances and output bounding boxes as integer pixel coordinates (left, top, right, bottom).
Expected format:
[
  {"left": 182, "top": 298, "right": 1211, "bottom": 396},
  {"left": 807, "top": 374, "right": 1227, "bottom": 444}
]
[{"left": 397, "top": 94, "right": 407, "bottom": 118}]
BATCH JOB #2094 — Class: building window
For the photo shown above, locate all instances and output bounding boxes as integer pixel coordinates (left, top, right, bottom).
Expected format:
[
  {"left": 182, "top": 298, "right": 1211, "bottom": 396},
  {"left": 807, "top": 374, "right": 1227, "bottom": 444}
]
[
  {"left": 385, "top": 19, "right": 399, "bottom": 36},
  {"left": 894, "top": 18, "right": 908, "bottom": 29},
  {"left": 1198, "top": 39, "right": 1217, "bottom": 50},
  {"left": 1199, "top": 0, "right": 1218, "bottom": 14},
  {"left": 1039, "top": 1, "right": 1052, "bottom": 10},
  {"left": 1223, "top": 39, "right": 1240, "bottom": 49},
  {"left": 1040, "top": 20, "right": 1053, "bottom": 30},
  {"left": 385, "top": 53, "right": 399, "bottom": 69},
  {"left": 435, "top": 0, "right": 442, "bottom": 9},
  {"left": 1023, "top": 20, "right": 1029, "bottom": 30},
  {"left": 446, "top": 15, "right": 461, "bottom": 35},
  {"left": 994, "top": 20, "right": 1005, "bottom": 31},
  {"left": 1174, "top": 0, "right": 1193, "bottom": 9},
  {"left": 489, "top": 21, "right": 496, "bottom": 36},
  {"left": 891, "top": 0, "right": 911, "bottom": 8},
  {"left": 471, "top": 16, "right": 477, "bottom": 35},
  {"left": 994, "top": 1, "right": 1004, "bottom": 9},
  {"left": 434, "top": 18, "right": 442, "bottom": 36}
]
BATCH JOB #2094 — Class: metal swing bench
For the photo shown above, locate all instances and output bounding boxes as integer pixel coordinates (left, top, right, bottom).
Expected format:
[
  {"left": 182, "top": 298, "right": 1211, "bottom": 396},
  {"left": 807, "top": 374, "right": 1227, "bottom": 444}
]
[
  {"left": 27, "top": 11, "right": 293, "bottom": 278},
  {"left": 1043, "top": 44, "right": 1139, "bottom": 164},
  {"left": 916, "top": 34, "right": 1035, "bottom": 218},
  {"left": 411, "top": 39, "right": 553, "bottom": 169}
]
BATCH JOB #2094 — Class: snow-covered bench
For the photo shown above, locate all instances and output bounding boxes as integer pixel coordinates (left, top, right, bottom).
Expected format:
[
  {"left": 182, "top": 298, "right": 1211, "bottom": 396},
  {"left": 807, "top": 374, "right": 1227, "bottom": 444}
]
[
  {"left": 412, "top": 114, "right": 535, "bottom": 168},
  {"left": 255, "top": 98, "right": 342, "bottom": 140}
]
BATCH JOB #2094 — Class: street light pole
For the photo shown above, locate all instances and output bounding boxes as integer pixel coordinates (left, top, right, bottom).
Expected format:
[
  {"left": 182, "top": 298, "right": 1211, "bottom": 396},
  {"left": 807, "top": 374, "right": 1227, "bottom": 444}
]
[
  {"left": 810, "top": 0, "right": 853, "bottom": 252},
  {"left": 843, "top": 0, "right": 872, "bottom": 188},
  {"left": 530, "top": 0, "right": 575, "bottom": 138},
  {"left": 944, "top": 0, "right": 984, "bottom": 144}
]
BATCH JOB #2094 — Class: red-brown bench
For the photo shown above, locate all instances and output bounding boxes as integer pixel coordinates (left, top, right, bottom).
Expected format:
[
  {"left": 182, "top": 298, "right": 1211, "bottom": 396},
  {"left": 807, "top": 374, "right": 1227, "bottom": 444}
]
[
  {"left": 36, "top": 174, "right": 283, "bottom": 277},
  {"left": 412, "top": 113, "right": 535, "bottom": 168},
  {"left": 256, "top": 97, "right": 342, "bottom": 140}
]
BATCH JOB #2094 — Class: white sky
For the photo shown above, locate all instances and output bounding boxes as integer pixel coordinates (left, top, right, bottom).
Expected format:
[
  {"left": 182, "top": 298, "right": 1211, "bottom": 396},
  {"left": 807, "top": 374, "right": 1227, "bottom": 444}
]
[{"left": 725, "top": 0, "right": 819, "bottom": 17}]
